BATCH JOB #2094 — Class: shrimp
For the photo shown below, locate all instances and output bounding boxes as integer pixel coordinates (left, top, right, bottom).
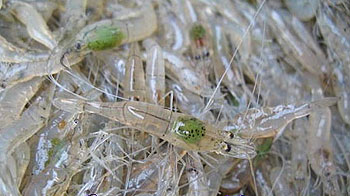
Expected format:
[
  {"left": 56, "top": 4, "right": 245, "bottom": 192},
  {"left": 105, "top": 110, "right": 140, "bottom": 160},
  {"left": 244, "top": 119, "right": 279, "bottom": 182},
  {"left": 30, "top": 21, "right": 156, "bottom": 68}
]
[
  {"left": 167, "top": 80, "right": 215, "bottom": 122},
  {"left": 284, "top": 0, "right": 319, "bottom": 21},
  {"left": 186, "top": 152, "right": 209, "bottom": 196},
  {"left": 219, "top": 159, "right": 251, "bottom": 194},
  {"left": 61, "top": 1, "right": 157, "bottom": 67},
  {"left": 163, "top": 50, "right": 214, "bottom": 97},
  {"left": 0, "top": 35, "right": 49, "bottom": 63},
  {"left": 188, "top": 23, "right": 212, "bottom": 73},
  {"left": 333, "top": 66, "right": 350, "bottom": 124},
  {"left": 290, "top": 119, "right": 309, "bottom": 194},
  {"left": 158, "top": 4, "right": 189, "bottom": 53},
  {"left": 0, "top": 77, "right": 43, "bottom": 129},
  {"left": 12, "top": 142, "right": 30, "bottom": 186},
  {"left": 53, "top": 98, "right": 256, "bottom": 159},
  {"left": 10, "top": 1, "right": 57, "bottom": 50},
  {"left": 0, "top": 84, "right": 52, "bottom": 196},
  {"left": 268, "top": 9, "right": 326, "bottom": 77},
  {"left": 123, "top": 42, "right": 146, "bottom": 100},
  {"left": 230, "top": 97, "right": 338, "bottom": 139},
  {"left": 317, "top": 4, "right": 350, "bottom": 69},
  {"left": 143, "top": 39, "right": 165, "bottom": 104}
]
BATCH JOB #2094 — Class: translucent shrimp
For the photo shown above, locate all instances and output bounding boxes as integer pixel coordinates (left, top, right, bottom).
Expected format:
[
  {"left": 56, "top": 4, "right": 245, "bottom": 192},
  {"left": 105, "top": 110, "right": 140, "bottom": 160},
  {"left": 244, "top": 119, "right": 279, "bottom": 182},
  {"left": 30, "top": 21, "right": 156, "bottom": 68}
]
[
  {"left": 123, "top": 42, "right": 146, "bottom": 100},
  {"left": 53, "top": 98, "right": 257, "bottom": 159},
  {"left": 12, "top": 142, "right": 30, "bottom": 186},
  {"left": 143, "top": 39, "right": 165, "bottom": 104},
  {"left": 333, "top": 66, "right": 350, "bottom": 124},
  {"left": 61, "top": 1, "right": 157, "bottom": 67},
  {"left": 306, "top": 80, "right": 341, "bottom": 194},
  {"left": 158, "top": 4, "right": 189, "bottom": 53},
  {"left": 268, "top": 9, "right": 326, "bottom": 76},
  {"left": 231, "top": 97, "right": 338, "bottom": 139},
  {"left": 284, "top": 0, "right": 319, "bottom": 21},
  {"left": 167, "top": 80, "right": 215, "bottom": 122},
  {"left": 317, "top": 4, "right": 350, "bottom": 69},
  {"left": 163, "top": 50, "right": 214, "bottom": 97},
  {"left": 290, "top": 119, "right": 309, "bottom": 194},
  {"left": 0, "top": 35, "right": 49, "bottom": 63},
  {"left": 0, "top": 84, "right": 52, "bottom": 196},
  {"left": 10, "top": 1, "right": 57, "bottom": 50},
  {"left": 210, "top": 21, "right": 244, "bottom": 101},
  {"left": 186, "top": 152, "right": 209, "bottom": 196},
  {"left": 60, "top": 0, "right": 87, "bottom": 36},
  {"left": 31, "top": 1, "right": 58, "bottom": 22},
  {"left": 188, "top": 23, "right": 212, "bottom": 73},
  {"left": 0, "top": 77, "right": 43, "bottom": 129}
]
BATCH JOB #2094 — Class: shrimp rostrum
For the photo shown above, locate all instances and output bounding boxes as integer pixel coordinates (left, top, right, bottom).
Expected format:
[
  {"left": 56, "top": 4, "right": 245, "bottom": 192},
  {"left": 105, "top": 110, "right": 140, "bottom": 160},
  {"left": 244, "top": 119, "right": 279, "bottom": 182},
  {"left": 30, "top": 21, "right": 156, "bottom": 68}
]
[{"left": 53, "top": 98, "right": 256, "bottom": 159}]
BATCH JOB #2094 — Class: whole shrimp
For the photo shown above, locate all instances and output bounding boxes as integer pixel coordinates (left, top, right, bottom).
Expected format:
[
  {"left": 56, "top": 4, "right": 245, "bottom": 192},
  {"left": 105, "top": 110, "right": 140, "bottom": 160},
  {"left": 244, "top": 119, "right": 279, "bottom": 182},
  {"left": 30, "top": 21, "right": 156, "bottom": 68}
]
[
  {"left": 60, "top": 1, "right": 157, "bottom": 67},
  {"left": 53, "top": 98, "right": 256, "bottom": 159}
]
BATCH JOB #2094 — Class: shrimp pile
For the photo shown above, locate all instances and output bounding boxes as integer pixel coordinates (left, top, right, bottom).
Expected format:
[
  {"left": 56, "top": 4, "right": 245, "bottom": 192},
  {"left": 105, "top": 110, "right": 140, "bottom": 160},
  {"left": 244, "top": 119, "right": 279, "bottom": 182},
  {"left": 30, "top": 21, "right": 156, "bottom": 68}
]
[{"left": 0, "top": 0, "right": 349, "bottom": 195}]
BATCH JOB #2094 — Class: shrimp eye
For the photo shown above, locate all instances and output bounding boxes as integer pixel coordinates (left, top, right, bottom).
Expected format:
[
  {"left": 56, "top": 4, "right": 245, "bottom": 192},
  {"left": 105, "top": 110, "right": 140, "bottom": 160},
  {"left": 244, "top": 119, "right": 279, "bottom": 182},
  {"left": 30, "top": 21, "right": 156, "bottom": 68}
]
[
  {"left": 203, "top": 51, "right": 210, "bottom": 58},
  {"left": 195, "top": 55, "right": 201, "bottom": 60},
  {"left": 224, "top": 143, "right": 231, "bottom": 152},
  {"left": 75, "top": 42, "right": 82, "bottom": 50}
]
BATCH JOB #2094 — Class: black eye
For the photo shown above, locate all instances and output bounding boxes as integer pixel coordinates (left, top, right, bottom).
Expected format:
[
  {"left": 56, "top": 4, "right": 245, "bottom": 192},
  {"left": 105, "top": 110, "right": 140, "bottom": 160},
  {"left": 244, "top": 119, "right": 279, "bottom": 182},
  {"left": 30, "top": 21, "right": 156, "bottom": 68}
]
[
  {"left": 74, "top": 119, "right": 79, "bottom": 124},
  {"left": 195, "top": 55, "right": 201, "bottom": 60},
  {"left": 203, "top": 51, "right": 210, "bottom": 57},
  {"left": 75, "top": 43, "right": 81, "bottom": 50},
  {"left": 225, "top": 143, "right": 231, "bottom": 152}
]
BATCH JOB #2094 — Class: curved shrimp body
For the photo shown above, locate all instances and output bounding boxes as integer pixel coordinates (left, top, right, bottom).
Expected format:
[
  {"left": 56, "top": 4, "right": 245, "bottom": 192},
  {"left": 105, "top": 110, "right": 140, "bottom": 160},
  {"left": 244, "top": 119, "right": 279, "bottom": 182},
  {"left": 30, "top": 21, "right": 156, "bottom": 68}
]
[
  {"left": 11, "top": 1, "right": 57, "bottom": 50},
  {"left": 233, "top": 98, "right": 338, "bottom": 139},
  {"left": 53, "top": 98, "right": 256, "bottom": 159}
]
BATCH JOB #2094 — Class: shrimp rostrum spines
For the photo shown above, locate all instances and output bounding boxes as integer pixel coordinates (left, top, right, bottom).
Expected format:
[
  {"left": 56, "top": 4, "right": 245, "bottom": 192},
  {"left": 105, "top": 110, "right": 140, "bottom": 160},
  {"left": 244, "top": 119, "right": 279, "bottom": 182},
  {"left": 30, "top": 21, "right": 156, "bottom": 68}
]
[{"left": 53, "top": 98, "right": 256, "bottom": 159}]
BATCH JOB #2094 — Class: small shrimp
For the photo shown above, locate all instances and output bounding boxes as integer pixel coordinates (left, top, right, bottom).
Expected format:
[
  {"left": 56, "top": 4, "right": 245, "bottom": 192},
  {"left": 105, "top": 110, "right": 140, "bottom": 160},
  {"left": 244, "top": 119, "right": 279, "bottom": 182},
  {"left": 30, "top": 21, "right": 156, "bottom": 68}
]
[
  {"left": 290, "top": 119, "right": 309, "bottom": 194},
  {"left": 284, "top": 0, "right": 319, "bottom": 21},
  {"left": 61, "top": 1, "right": 157, "bottom": 67},
  {"left": 167, "top": 80, "right": 215, "bottom": 122},
  {"left": 302, "top": 74, "right": 342, "bottom": 194},
  {"left": 186, "top": 152, "right": 209, "bottom": 196},
  {"left": 269, "top": 10, "right": 325, "bottom": 76},
  {"left": 143, "top": 39, "right": 165, "bottom": 104},
  {"left": 123, "top": 42, "right": 146, "bottom": 100},
  {"left": 230, "top": 97, "right": 338, "bottom": 139},
  {"left": 333, "top": 66, "right": 350, "bottom": 124},
  {"left": 317, "top": 4, "right": 350, "bottom": 68},
  {"left": 163, "top": 50, "right": 213, "bottom": 97},
  {"left": 0, "top": 84, "right": 52, "bottom": 160},
  {"left": 158, "top": 4, "right": 189, "bottom": 53},
  {"left": 10, "top": 1, "right": 57, "bottom": 50},
  {"left": 12, "top": 142, "right": 30, "bottom": 186},
  {"left": 0, "top": 77, "right": 43, "bottom": 129},
  {"left": 0, "top": 35, "right": 49, "bottom": 63},
  {"left": 189, "top": 23, "right": 212, "bottom": 67},
  {"left": 0, "top": 84, "right": 52, "bottom": 196},
  {"left": 53, "top": 98, "right": 256, "bottom": 159}
]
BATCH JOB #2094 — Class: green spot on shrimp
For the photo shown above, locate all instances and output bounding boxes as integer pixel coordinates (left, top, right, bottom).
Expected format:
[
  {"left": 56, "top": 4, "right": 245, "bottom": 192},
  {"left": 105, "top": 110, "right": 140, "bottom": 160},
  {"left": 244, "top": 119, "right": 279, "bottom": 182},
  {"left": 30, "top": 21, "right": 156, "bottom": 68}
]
[
  {"left": 45, "top": 138, "right": 65, "bottom": 167},
  {"left": 86, "top": 26, "right": 125, "bottom": 51},
  {"left": 253, "top": 138, "right": 273, "bottom": 166},
  {"left": 190, "top": 24, "right": 206, "bottom": 40},
  {"left": 172, "top": 117, "right": 206, "bottom": 144}
]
